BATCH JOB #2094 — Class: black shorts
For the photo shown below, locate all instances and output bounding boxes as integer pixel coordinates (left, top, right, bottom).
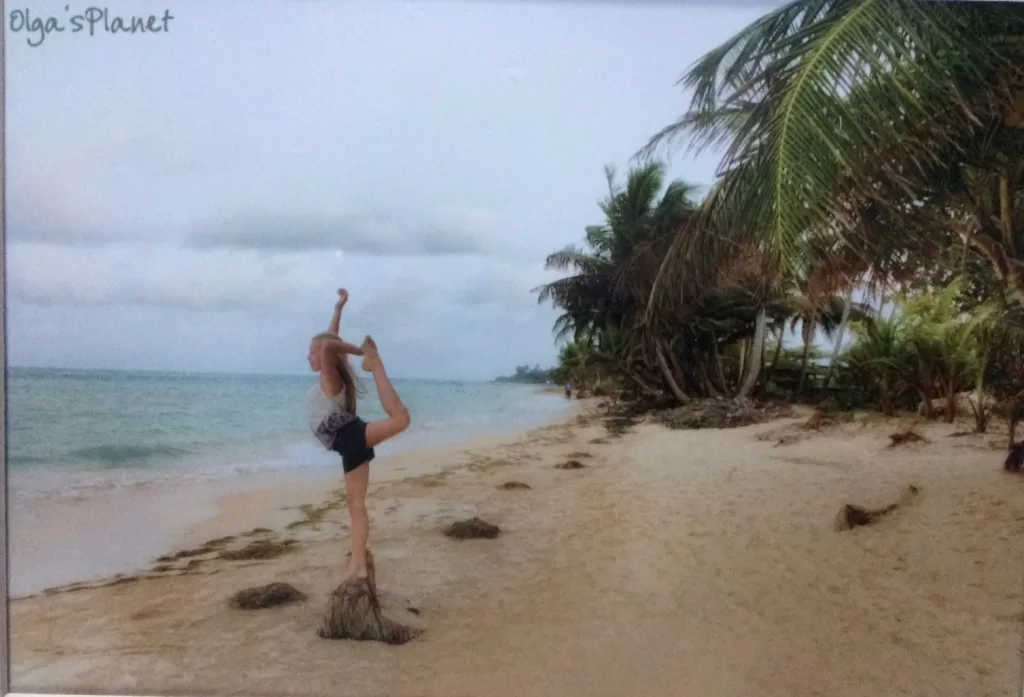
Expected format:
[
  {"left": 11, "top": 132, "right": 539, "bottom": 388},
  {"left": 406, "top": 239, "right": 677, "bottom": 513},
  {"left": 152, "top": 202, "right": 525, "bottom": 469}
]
[{"left": 330, "top": 417, "right": 376, "bottom": 473}]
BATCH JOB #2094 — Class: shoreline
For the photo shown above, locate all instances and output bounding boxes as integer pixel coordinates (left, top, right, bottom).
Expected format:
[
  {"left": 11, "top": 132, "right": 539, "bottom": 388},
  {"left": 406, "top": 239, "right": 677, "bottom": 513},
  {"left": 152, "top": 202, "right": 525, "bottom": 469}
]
[
  {"left": 11, "top": 406, "right": 1023, "bottom": 696},
  {"left": 9, "top": 398, "right": 590, "bottom": 599}
]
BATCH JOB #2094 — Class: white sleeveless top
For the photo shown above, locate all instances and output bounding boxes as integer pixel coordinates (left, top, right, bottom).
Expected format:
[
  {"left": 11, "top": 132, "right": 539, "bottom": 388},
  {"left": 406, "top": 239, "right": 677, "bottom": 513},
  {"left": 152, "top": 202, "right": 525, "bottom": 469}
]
[{"left": 306, "top": 384, "right": 356, "bottom": 449}]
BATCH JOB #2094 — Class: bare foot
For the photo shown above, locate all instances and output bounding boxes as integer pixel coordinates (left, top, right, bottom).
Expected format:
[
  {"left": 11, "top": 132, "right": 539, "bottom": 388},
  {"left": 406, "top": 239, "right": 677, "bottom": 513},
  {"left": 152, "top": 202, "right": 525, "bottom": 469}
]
[{"left": 360, "top": 335, "right": 380, "bottom": 373}]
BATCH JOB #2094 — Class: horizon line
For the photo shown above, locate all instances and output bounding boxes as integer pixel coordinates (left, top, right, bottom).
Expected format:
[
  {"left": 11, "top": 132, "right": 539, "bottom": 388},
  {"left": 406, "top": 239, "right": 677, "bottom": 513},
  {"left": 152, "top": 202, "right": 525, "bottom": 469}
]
[{"left": 5, "top": 365, "right": 513, "bottom": 384}]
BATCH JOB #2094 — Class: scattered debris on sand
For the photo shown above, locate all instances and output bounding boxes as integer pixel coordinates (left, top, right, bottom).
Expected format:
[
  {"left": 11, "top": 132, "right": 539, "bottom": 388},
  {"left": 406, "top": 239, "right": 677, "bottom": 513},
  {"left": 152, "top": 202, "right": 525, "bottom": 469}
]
[
  {"left": 604, "top": 416, "right": 638, "bottom": 436},
  {"left": 888, "top": 429, "right": 926, "bottom": 447},
  {"left": 286, "top": 501, "right": 342, "bottom": 530},
  {"left": 834, "top": 484, "right": 921, "bottom": 531},
  {"left": 654, "top": 398, "right": 793, "bottom": 430},
  {"left": 555, "top": 460, "right": 586, "bottom": 470},
  {"left": 230, "top": 582, "right": 307, "bottom": 610},
  {"left": 802, "top": 407, "right": 853, "bottom": 431},
  {"left": 218, "top": 539, "right": 298, "bottom": 561},
  {"left": 444, "top": 517, "right": 501, "bottom": 540}
]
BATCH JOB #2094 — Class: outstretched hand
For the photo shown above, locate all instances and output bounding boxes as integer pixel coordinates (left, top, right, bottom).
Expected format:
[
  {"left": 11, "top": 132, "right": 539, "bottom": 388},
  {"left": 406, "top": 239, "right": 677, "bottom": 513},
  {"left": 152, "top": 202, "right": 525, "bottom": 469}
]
[{"left": 336, "top": 289, "right": 349, "bottom": 309}]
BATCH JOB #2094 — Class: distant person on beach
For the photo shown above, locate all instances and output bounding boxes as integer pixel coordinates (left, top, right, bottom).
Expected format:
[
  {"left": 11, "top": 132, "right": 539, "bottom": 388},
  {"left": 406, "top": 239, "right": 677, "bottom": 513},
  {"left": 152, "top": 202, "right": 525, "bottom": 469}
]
[
  {"left": 306, "top": 288, "right": 411, "bottom": 584},
  {"left": 564, "top": 382, "right": 572, "bottom": 399}
]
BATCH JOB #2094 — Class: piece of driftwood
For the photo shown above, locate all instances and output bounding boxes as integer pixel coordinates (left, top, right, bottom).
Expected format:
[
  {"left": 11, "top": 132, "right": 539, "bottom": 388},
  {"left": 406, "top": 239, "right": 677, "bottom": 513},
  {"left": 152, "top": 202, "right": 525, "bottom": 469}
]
[
  {"left": 888, "top": 429, "right": 926, "bottom": 447},
  {"left": 1005, "top": 441, "right": 1024, "bottom": 472},
  {"left": 834, "top": 485, "right": 921, "bottom": 532},
  {"left": 318, "top": 552, "right": 424, "bottom": 645},
  {"left": 231, "top": 582, "right": 306, "bottom": 610},
  {"left": 444, "top": 517, "right": 501, "bottom": 539}
]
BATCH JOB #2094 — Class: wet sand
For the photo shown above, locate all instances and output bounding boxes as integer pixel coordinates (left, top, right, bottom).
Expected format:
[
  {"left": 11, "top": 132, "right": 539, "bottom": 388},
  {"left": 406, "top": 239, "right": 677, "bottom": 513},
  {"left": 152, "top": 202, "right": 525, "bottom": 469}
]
[{"left": 10, "top": 406, "right": 1024, "bottom": 697}]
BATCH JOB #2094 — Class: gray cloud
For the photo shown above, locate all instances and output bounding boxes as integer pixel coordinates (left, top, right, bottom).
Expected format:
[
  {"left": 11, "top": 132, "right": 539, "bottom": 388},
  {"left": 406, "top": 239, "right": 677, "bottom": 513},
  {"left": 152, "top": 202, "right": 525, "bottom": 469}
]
[
  {"left": 182, "top": 208, "right": 509, "bottom": 257},
  {"left": 6, "top": 243, "right": 315, "bottom": 313}
]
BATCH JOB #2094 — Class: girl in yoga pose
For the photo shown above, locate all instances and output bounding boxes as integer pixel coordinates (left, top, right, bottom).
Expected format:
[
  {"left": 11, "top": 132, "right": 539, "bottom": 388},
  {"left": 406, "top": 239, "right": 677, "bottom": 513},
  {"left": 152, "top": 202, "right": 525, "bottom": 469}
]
[{"left": 306, "top": 288, "right": 411, "bottom": 583}]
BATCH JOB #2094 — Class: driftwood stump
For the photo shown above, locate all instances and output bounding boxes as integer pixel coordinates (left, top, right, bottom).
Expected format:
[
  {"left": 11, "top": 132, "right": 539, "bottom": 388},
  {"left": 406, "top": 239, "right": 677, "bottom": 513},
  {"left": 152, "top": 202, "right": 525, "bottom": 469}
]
[
  {"left": 317, "top": 552, "right": 424, "bottom": 645},
  {"left": 1004, "top": 441, "right": 1024, "bottom": 472},
  {"left": 834, "top": 485, "right": 921, "bottom": 531}
]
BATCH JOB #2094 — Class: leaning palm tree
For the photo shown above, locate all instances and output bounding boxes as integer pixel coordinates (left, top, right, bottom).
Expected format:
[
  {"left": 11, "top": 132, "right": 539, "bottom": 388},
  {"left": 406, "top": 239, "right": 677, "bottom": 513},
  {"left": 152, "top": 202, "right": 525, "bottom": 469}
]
[{"left": 641, "top": 0, "right": 1024, "bottom": 301}]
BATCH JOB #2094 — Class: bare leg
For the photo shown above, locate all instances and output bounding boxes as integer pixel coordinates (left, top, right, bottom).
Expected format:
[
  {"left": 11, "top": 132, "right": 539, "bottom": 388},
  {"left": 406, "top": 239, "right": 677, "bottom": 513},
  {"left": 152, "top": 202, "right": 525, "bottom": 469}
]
[
  {"left": 343, "top": 462, "right": 371, "bottom": 582},
  {"left": 361, "top": 337, "right": 411, "bottom": 447}
]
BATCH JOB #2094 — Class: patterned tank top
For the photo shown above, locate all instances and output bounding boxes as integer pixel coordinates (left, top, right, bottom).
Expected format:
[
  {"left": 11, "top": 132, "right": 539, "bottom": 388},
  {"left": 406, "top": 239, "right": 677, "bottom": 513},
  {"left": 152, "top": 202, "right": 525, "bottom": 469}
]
[{"left": 306, "top": 384, "right": 356, "bottom": 449}]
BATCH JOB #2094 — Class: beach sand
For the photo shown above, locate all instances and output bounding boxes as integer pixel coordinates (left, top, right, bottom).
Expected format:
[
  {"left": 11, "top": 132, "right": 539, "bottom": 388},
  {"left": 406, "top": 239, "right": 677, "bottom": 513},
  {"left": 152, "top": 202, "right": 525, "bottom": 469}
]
[{"left": 10, "top": 404, "right": 1024, "bottom": 697}]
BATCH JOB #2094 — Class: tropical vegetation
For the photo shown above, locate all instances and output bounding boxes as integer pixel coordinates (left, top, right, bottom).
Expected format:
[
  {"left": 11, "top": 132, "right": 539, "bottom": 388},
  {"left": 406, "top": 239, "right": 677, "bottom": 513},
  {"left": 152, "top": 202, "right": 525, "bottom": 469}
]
[
  {"left": 495, "top": 365, "right": 554, "bottom": 385},
  {"left": 534, "top": 0, "right": 1024, "bottom": 446}
]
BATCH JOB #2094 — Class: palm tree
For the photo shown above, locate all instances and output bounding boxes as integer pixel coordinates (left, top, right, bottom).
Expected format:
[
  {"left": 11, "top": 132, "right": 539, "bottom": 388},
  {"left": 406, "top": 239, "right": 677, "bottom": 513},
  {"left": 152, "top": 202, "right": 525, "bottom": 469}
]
[
  {"left": 642, "top": 0, "right": 1024, "bottom": 303},
  {"left": 535, "top": 162, "right": 701, "bottom": 397}
]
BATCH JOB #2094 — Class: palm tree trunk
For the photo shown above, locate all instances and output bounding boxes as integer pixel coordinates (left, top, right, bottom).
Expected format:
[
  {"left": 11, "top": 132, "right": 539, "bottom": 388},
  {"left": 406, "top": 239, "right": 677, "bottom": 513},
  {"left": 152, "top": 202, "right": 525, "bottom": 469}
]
[
  {"left": 698, "top": 362, "right": 722, "bottom": 398},
  {"left": 796, "top": 313, "right": 816, "bottom": 395},
  {"left": 709, "top": 334, "right": 729, "bottom": 394},
  {"left": 628, "top": 373, "right": 662, "bottom": 397},
  {"left": 654, "top": 340, "right": 689, "bottom": 406},
  {"left": 738, "top": 308, "right": 768, "bottom": 398},
  {"left": 666, "top": 344, "right": 689, "bottom": 395},
  {"left": 944, "top": 377, "right": 957, "bottom": 424},
  {"left": 766, "top": 325, "right": 785, "bottom": 380},
  {"left": 880, "top": 375, "right": 893, "bottom": 416},
  {"left": 1009, "top": 403, "right": 1019, "bottom": 450},
  {"left": 997, "top": 172, "right": 1024, "bottom": 305},
  {"left": 823, "top": 293, "right": 853, "bottom": 389}
]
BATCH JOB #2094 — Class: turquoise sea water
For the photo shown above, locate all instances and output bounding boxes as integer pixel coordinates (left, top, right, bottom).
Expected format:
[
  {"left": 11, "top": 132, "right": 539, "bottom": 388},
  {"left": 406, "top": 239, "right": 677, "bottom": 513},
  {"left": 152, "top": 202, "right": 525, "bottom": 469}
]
[{"left": 7, "top": 367, "right": 571, "bottom": 503}]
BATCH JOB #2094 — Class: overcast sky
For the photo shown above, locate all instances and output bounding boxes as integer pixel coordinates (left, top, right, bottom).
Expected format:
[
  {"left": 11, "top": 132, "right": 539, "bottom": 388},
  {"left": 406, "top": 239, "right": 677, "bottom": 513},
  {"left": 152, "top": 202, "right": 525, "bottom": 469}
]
[{"left": 8, "top": 0, "right": 773, "bottom": 380}]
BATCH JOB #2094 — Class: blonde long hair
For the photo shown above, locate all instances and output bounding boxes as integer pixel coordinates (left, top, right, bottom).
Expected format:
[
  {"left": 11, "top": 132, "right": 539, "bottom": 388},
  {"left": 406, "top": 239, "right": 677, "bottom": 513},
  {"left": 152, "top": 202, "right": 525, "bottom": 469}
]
[{"left": 313, "top": 332, "right": 361, "bottom": 414}]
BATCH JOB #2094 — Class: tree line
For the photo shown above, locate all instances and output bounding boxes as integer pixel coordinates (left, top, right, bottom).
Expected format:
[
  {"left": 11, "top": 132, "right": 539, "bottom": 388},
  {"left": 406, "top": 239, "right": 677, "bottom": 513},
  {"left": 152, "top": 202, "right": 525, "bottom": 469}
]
[{"left": 533, "top": 0, "right": 1024, "bottom": 446}]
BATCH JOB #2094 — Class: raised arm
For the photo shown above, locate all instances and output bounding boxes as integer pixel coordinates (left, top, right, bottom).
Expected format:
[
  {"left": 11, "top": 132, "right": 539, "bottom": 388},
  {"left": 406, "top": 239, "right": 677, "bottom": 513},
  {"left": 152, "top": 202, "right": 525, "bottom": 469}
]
[
  {"left": 320, "top": 337, "right": 364, "bottom": 360},
  {"left": 328, "top": 288, "right": 349, "bottom": 336},
  {"left": 318, "top": 336, "right": 365, "bottom": 395}
]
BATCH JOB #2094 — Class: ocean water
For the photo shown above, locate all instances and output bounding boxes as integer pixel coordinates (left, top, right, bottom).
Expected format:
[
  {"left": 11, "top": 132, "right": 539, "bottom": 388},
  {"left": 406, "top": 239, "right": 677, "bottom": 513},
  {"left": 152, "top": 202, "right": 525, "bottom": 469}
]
[{"left": 7, "top": 367, "right": 572, "bottom": 504}]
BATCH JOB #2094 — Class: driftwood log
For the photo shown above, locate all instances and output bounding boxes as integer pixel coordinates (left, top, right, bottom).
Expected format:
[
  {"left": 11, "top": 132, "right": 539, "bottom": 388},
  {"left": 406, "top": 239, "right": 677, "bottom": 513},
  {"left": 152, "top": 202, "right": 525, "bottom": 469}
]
[
  {"left": 834, "top": 485, "right": 921, "bottom": 532},
  {"left": 888, "top": 429, "right": 926, "bottom": 447},
  {"left": 317, "top": 551, "right": 424, "bottom": 645}
]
